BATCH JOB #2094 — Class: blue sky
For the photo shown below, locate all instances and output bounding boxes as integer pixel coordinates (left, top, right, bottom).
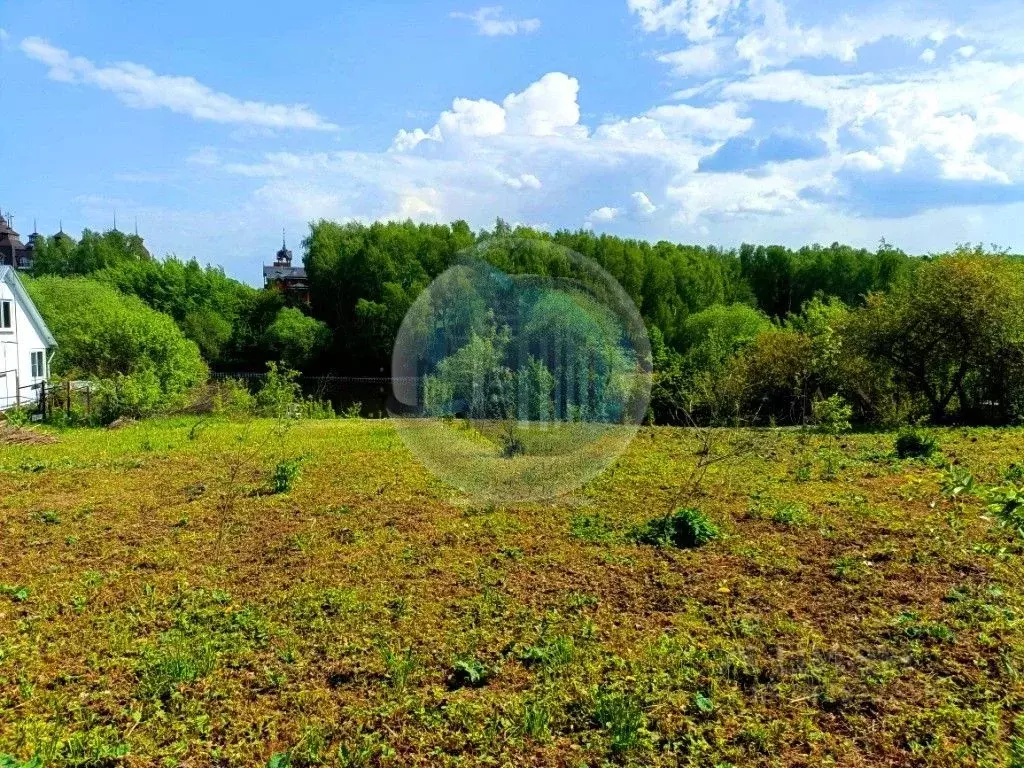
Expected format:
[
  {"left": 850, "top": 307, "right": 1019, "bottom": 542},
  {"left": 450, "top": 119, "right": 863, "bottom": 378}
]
[{"left": 3, "top": 0, "right": 1024, "bottom": 283}]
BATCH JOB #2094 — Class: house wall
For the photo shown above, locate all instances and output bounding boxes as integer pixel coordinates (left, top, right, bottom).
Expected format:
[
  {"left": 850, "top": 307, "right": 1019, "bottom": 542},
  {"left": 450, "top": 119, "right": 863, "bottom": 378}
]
[{"left": 0, "top": 279, "right": 50, "bottom": 410}]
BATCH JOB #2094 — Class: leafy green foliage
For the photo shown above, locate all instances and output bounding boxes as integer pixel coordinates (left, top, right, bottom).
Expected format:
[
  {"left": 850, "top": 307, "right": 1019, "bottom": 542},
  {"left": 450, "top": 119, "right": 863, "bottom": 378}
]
[
  {"left": 264, "top": 307, "right": 332, "bottom": 369},
  {"left": 449, "top": 657, "right": 494, "bottom": 689},
  {"left": 631, "top": 507, "right": 721, "bottom": 548},
  {"left": 26, "top": 276, "right": 206, "bottom": 418},
  {"left": 895, "top": 427, "right": 938, "bottom": 459},
  {"left": 272, "top": 457, "right": 303, "bottom": 494},
  {"left": 985, "top": 483, "right": 1024, "bottom": 538}
]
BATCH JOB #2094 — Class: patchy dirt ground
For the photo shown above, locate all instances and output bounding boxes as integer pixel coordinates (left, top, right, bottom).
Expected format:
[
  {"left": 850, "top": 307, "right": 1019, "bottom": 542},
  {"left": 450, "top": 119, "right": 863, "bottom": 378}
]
[{"left": 1, "top": 418, "right": 1023, "bottom": 767}]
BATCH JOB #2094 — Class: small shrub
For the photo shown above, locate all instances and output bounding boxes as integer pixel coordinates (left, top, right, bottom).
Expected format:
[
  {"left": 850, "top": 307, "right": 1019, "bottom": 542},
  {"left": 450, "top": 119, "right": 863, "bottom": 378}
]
[
  {"left": 895, "top": 428, "right": 937, "bottom": 459},
  {"left": 273, "top": 457, "right": 303, "bottom": 494},
  {"left": 3, "top": 407, "right": 32, "bottom": 427},
  {"left": 631, "top": 507, "right": 720, "bottom": 549}
]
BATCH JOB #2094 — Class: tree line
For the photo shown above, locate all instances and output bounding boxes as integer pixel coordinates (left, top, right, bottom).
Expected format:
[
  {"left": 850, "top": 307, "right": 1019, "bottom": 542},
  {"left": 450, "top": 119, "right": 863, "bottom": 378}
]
[{"left": 22, "top": 220, "right": 1024, "bottom": 426}]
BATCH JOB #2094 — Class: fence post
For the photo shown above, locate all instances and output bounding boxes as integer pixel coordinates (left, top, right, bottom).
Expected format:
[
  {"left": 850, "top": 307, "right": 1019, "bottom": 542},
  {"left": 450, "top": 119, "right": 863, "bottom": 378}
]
[
  {"left": 66, "top": 381, "right": 71, "bottom": 417},
  {"left": 39, "top": 380, "right": 46, "bottom": 420},
  {"left": 14, "top": 370, "right": 19, "bottom": 407},
  {"left": 86, "top": 384, "right": 91, "bottom": 421}
]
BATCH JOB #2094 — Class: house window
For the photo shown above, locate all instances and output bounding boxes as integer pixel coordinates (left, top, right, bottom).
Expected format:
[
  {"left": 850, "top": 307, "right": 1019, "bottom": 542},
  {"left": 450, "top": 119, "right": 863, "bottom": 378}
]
[
  {"left": 31, "top": 351, "right": 45, "bottom": 379},
  {"left": 0, "top": 301, "right": 10, "bottom": 330}
]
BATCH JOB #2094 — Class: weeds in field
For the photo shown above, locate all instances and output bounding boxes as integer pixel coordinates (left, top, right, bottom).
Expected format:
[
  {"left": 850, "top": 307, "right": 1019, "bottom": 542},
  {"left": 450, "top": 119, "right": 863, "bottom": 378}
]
[
  {"left": 941, "top": 464, "right": 977, "bottom": 499},
  {"left": 272, "top": 456, "right": 303, "bottom": 494},
  {"left": 378, "top": 644, "right": 416, "bottom": 690},
  {"left": 631, "top": 507, "right": 721, "bottom": 548},
  {"left": 136, "top": 631, "right": 217, "bottom": 700},
  {"left": 592, "top": 689, "right": 648, "bottom": 754},
  {"left": 985, "top": 483, "right": 1024, "bottom": 538},
  {"left": 569, "top": 511, "right": 617, "bottom": 544},
  {"left": 450, "top": 657, "right": 494, "bottom": 689},
  {"left": 895, "top": 427, "right": 938, "bottom": 459}
]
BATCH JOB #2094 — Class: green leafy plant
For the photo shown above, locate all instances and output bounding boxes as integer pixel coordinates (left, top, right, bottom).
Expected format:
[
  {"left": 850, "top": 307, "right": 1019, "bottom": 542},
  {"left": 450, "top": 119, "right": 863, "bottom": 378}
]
[
  {"left": 985, "top": 483, "right": 1024, "bottom": 538},
  {"left": 812, "top": 394, "right": 852, "bottom": 477},
  {"left": 895, "top": 427, "right": 938, "bottom": 459},
  {"left": 631, "top": 507, "right": 720, "bottom": 549},
  {"left": 941, "top": 464, "right": 976, "bottom": 499},
  {"left": 272, "top": 457, "right": 303, "bottom": 494},
  {"left": 449, "top": 657, "right": 493, "bottom": 689},
  {"left": 0, "top": 585, "right": 30, "bottom": 602}
]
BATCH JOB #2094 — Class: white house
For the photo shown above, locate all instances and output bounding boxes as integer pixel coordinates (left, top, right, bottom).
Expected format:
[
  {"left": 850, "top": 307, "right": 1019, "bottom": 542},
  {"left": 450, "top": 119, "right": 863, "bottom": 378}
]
[{"left": 0, "top": 266, "right": 57, "bottom": 410}]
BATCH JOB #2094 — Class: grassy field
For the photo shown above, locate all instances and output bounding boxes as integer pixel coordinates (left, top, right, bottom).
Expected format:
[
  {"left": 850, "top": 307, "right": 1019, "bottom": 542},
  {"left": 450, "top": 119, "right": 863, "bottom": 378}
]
[{"left": 1, "top": 418, "right": 1024, "bottom": 767}]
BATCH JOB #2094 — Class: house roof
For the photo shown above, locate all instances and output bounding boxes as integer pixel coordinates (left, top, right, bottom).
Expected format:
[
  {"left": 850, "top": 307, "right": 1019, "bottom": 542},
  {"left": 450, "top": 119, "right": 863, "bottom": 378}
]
[
  {"left": 263, "top": 264, "right": 308, "bottom": 280},
  {"left": 0, "top": 266, "right": 58, "bottom": 348}
]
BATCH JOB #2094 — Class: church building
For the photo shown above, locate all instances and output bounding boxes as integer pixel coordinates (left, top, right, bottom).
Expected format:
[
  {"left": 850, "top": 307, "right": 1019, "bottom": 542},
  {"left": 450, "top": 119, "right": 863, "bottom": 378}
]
[
  {"left": 0, "top": 213, "right": 39, "bottom": 271},
  {"left": 263, "top": 232, "right": 310, "bottom": 303}
]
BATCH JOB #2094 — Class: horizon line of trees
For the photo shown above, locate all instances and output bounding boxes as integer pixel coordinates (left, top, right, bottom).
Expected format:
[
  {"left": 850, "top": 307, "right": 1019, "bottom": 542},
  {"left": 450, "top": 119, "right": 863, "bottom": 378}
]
[{"left": 22, "top": 218, "right": 1024, "bottom": 426}]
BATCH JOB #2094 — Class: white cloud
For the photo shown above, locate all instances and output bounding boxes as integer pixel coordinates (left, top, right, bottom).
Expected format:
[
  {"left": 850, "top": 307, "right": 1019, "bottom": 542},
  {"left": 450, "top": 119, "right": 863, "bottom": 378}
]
[
  {"left": 957, "top": 45, "right": 976, "bottom": 58},
  {"left": 920, "top": 48, "right": 936, "bottom": 63},
  {"left": 20, "top": 37, "right": 337, "bottom": 131},
  {"left": 587, "top": 206, "right": 621, "bottom": 223},
  {"left": 631, "top": 0, "right": 951, "bottom": 74},
  {"left": 627, "top": 0, "right": 742, "bottom": 42},
  {"left": 504, "top": 173, "right": 542, "bottom": 189},
  {"left": 645, "top": 101, "right": 753, "bottom": 141},
  {"left": 657, "top": 43, "right": 725, "bottom": 76},
  {"left": 439, "top": 97, "right": 508, "bottom": 137},
  {"left": 733, "top": 0, "right": 945, "bottom": 73},
  {"left": 632, "top": 191, "right": 658, "bottom": 216},
  {"left": 0, "top": 28, "right": 9, "bottom": 43},
  {"left": 504, "top": 72, "right": 584, "bottom": 136},
  {"left": 721, "top": 61, "right": 1024, "bottom": 183},
  {"left": 451, "top": 7, "right": 541, "bottom": 36},
  {"left": 392, "top": 72, "right": 584, "bottom": 149}
]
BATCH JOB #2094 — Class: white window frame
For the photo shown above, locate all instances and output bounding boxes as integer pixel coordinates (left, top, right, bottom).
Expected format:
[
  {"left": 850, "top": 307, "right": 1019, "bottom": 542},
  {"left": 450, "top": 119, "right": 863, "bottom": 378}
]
[
  {"left": 0, "top": 300, "right": 11, "bottom": 331},
  {"left": 31, "top": 350, "right": 45, "bottom": 379}
]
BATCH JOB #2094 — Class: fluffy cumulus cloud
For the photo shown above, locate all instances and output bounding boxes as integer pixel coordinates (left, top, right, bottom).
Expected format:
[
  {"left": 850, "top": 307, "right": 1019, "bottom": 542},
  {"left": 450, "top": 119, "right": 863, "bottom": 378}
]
[
  {"left": 450, "top": 6, "right": 541, "bottom": 36},
  {"left": 20, "top": 37, "right": 337, "bottom": 131},
  {"left": 587, "top": 206, "right": 621, "bottom": 224},
  {"left": 392, "top": 72, "right": 584, "bottom": 150}
]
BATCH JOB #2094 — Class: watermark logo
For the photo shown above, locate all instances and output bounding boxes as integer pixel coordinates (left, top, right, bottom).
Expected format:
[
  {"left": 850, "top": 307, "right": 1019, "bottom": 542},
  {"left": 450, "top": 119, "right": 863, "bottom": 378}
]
[{"left": 391, "top": 237, "right": 651, "bottom": 502}]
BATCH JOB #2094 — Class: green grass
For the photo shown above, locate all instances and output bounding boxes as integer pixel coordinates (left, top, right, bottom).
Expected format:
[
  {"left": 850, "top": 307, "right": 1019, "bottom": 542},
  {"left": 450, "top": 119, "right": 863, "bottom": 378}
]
[{"left": 1, "top": 417, "right": 1024, "bottom": 766}]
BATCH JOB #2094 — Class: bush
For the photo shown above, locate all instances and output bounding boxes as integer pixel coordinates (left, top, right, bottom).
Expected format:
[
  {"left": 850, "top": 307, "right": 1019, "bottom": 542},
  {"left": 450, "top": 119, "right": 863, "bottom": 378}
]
[
  {"left": 272, "top": 457, "right": 303, "bottom": 494},
  {"left": 26, "top": 276, "right": 206, "bottom": 421},
  {"left": 631, "top": 507, "right": 720, "bottom": 548},
  {"left": 895, "top": 427, "right": 937, "bottom": 459}
]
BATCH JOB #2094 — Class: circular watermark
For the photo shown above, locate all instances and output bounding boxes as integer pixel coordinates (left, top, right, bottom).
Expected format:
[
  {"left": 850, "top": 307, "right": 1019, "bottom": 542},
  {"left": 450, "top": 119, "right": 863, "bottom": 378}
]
[{"left": 390, "top": 237, "right": 651, "bottom": 502}]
